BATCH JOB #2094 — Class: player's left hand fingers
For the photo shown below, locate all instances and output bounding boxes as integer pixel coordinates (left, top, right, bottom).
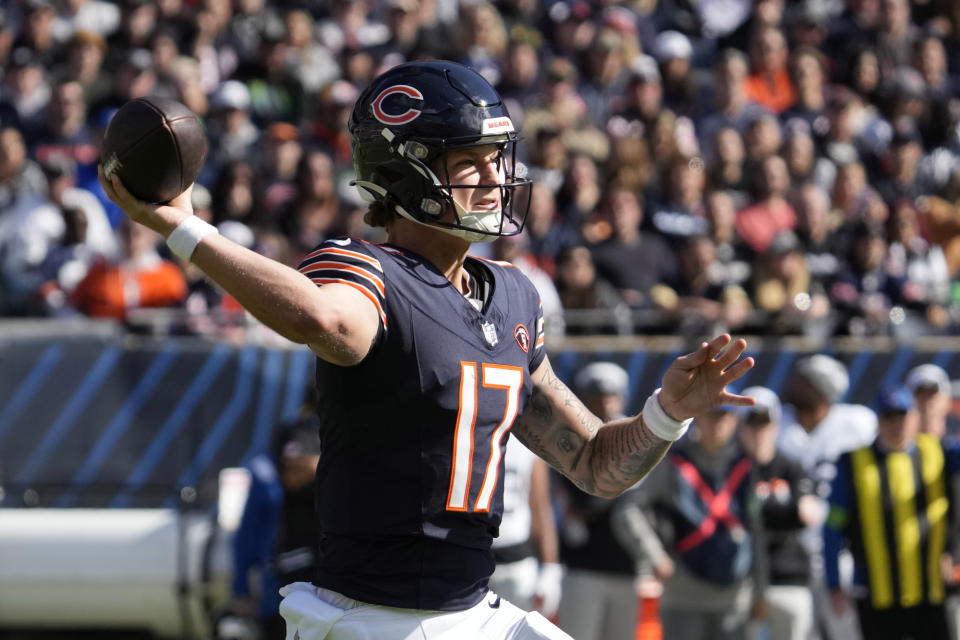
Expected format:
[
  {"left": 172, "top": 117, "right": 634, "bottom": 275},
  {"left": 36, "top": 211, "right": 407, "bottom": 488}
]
[
  {"left": 718, "top": 389, "right": 758, "bottom": 407},
  {"left": 705, "top": 333, "right": 732, "bottom": 358},
  {"left": 673, "top": 341, "right": 711, "bottom": 371},
  {"left": 720, "top": 356, "right": 755, "bottom": 386},
  {"left": 713, "top": 338, "right": 748, "bottom": 370}
]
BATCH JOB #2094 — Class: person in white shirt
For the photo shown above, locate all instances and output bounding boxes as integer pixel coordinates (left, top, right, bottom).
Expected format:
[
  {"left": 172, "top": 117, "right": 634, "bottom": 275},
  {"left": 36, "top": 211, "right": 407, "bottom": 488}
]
[
  {"left": 777, "top": 354, "right": 877, "bottom": 640},
  {"left": 488, "top": 437, "right": 562, "bottom": 620}
]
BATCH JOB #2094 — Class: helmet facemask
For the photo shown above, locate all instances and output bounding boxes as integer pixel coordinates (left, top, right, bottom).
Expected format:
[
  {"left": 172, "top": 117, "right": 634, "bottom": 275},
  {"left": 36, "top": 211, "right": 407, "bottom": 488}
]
[{"left": 361, "top": 130, "right": 531, "bottom": 243}]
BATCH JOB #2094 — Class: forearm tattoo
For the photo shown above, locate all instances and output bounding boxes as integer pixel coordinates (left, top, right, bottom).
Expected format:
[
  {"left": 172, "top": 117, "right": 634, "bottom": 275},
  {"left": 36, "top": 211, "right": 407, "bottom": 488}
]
[{"left": 512, "top": 365, "right": 671, "bottom": 497}]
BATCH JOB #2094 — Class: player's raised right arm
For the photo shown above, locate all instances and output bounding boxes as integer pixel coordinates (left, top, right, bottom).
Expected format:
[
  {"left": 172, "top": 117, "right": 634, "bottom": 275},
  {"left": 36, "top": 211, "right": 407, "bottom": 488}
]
[{"left": 99, "top": 169, "right": 380, "bottom": 366}]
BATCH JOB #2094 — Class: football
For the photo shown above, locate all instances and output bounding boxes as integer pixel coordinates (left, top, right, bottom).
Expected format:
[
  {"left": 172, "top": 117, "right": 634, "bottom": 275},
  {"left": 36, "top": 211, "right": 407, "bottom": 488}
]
[{"left": 100, "top": 96, "right": 208, "bottom": 203}]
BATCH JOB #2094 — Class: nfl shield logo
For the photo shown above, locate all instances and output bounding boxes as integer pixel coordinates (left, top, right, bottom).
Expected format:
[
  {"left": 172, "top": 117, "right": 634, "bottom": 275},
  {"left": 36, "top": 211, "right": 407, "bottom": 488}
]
[{"left": 482, "top": 321, "right": 498, "bottom": 347}]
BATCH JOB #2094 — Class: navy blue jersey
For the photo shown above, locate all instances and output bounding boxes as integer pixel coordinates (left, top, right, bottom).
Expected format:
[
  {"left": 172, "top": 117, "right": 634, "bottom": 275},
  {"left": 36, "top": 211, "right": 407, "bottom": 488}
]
[{"left": 297, "top": 238, "right": 546, "bottom": 610}]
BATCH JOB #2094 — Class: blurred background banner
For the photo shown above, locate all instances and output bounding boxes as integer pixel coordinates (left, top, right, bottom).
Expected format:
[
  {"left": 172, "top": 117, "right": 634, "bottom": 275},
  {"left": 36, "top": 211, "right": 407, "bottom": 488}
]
[
  {"left": 0, "top": 321, "right": 314, "bottom": 509},
  {"left": 2, "top": 320, "right": 958, "bottom": 510}
]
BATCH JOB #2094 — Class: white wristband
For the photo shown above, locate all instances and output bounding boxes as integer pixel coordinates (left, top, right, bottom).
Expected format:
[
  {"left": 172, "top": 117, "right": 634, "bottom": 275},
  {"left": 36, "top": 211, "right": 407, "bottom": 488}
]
[
  {"left": 642, "top": 388, "right": 693, "bottom": 442},
  {"left": 166, "top": 216, "right": 218, "bottom": 262}
]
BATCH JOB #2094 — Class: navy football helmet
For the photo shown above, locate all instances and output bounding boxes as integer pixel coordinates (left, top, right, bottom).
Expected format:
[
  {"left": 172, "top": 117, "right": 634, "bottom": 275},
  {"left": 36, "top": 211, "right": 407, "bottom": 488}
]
[{"left": 349, "top": 61, "right": 531, "bottom": 242}]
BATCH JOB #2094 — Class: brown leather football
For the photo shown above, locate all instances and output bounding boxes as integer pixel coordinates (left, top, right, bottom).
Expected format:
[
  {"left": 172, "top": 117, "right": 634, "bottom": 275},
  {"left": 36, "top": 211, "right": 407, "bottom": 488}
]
[{"left": 100, "top": 96, "right": 208, "bottom": 203}]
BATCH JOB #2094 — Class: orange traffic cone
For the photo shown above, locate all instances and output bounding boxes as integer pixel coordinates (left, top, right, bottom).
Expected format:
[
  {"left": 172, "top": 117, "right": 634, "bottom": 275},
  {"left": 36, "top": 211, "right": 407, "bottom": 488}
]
[{"left": 635, "top": 578, "right": 663, "bottom": 640}]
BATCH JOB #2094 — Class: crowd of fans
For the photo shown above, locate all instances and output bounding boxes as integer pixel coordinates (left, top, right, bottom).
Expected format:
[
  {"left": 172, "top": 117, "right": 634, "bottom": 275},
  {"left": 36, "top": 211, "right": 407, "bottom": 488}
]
[{"left": 1, "top": 0, "right": 960, "bottom": 339}]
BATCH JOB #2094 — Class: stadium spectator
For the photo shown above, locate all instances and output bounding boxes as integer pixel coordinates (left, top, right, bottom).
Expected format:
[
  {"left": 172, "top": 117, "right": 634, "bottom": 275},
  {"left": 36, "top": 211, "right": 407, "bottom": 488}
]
[
  {"left": 69, "top": 217, "right": 187, "bottom": 321},
  {"left": 705, "top": 188, "right": 753, "bottom": 288},
  {"left": 743, "top": 112, "right": 783, "bottom": 165},
  {"left": 525, "top": 181, "right": 580, "bottom": 279},
  {"left": 234, "top": 33, "right": 304, "bottom": 128},
  {"left": 609, "top": 54, "right": 663, "bottom": 135},
  {"left": 875, "top": 0, "right": 920, "bottom": 76},
  {"left": 554, "top": 153, "right": 602, "bottom": 238},
  {"left": 52, "top": 30, "right": 110, "bottom": 107},
  {"left": 258, "top": 122, "right": 302, "bottom": 219},
  {"left": 577, "top": 28, "right": 630, "bottom": 130},
  {"left": 885, "top": 198, "right": 951, "bottom": 331},
  {"left": 0, "top": 47, "right": 44, "bottom": 129},
  {"left": 309, "top": 80, "right": 357, "bottom": 168},
  {"left": 604, "top": 133, "right": 654, "bottom": 199},
  {"left": 211, "top": 160, "right": 268, "bottom": 236},
  {"left": 735, "top": 154, "right": 797, "bottom": 254},
  {"left": 455, "top": 1, "right": 507, "bottom": 85},
  {"left": 744, "top": 26, "right": 797, "bottom": 115},
  {"left": 653, "top": 30, "right": 698, "bottom": 120},
  {"left": 496, "top": 28, "right": 542, "bottom": 126},
  {"left": 698, "top": 48, "right": 768, "bottom": 148},
  {"left": 554, "top": 244, "right": 630, "bottom": 335},
  {"left": 104, "top": 0, "right": 159, "bottom": 71},
  {"left": 793, "top": 182, "right": 843, "bottom": 289},
  {"left": 829, "top": 218, "right": 910, "bottom": 336},
  {"left": 649, "top": 155, "right": 710, "bottom": 245},
  {"left": 0, "top": 126, "right": 46, "bottom": 211},
  {"left": 282, "top": 9, "right": 338, "bottom": 98},
  {"left": 14, "top": 0, "right": 62, "bottom": 69},
  {"left": 781, "top": 46, "right": 828, "bottom": 131},
  {"left": 28, "top": 80, "right": 97, "bottom": 172},
  {"left": 875, "top": 117, "right": 926, "bottom": 207},
  {"left": 205, "top": 80, "right": 258, "bottom": 175},
  {"left": 35, "top": 205, "right": 97, "bottom": 316},
  {"left": 708, "top": 126, "right": 749, "bottom": 205},
  {"left": 589, "top": 186, "right": 677, "bottom": 310},
  {"left": 38, "top": 154, "right": 116, "bottom": 260},
  {"left": 653, "top": 234, "right": 753, "bottom": 336},
  {"left": 752, "top": 230, "right": 831, "bottom": 335},
  {"left": 490, "top": 231, "right": 565, "bottom": 338},
  {"left": 844, "top": 45, "right": 884, "bottom": 105},
  {"left": 781, "top": 123, "right": 833, "bottom": 194}
]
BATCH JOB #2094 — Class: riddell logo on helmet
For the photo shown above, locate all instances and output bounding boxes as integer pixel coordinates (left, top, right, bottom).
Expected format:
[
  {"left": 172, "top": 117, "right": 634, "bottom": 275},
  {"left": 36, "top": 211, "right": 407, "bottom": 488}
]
[
  {"left": 372, "top": 85, "right": 424, "bottom": 125},
  {"left": 481, "top": 117, "right": 514, "bottom": 134}
]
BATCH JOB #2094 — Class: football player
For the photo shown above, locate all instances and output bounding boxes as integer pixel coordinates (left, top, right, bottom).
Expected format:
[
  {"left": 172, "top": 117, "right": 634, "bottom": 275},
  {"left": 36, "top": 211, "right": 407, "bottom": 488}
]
[{"left": 100, "top": 60, "right": 756, "bottom": 640}]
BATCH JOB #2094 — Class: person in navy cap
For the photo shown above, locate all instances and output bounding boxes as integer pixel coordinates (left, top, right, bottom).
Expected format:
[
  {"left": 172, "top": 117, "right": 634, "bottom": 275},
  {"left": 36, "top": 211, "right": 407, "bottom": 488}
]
[{"left": 823, "top": 383, "right": 960, "bottom": 640}]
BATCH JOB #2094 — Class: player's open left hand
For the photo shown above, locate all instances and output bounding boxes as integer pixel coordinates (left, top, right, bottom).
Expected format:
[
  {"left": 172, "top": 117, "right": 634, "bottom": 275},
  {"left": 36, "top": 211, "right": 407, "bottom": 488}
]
[
  {"left": 98, "top": 164, "right": 194, "bottom": 235},
  {"left": 658, "top": 334, "right": 755, "bottom": 421}
]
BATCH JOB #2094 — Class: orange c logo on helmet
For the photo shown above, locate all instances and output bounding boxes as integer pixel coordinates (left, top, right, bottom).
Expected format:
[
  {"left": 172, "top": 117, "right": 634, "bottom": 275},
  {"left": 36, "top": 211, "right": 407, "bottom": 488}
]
[
  {"left": 372, "top": 85, "right": 424, "bottom": 125},
  {"left": 514, "top": 324, "right": 530, "bottom": 353}
]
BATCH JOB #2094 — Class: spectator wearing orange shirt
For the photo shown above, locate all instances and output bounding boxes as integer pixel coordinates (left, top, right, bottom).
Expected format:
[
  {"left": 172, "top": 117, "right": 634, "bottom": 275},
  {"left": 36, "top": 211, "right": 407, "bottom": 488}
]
[
  {"left": 71, "top": 218, "right": 187, "bottom": 320},
  {"left": 744, "top": 26, "right": 797, "bottom": 114}
]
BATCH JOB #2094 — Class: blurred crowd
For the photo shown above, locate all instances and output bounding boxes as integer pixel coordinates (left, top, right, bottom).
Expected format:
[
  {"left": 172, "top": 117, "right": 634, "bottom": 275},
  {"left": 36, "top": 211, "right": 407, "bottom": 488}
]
[{"left": 1, "top": 0, "right": 960, "bottom": 339}]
